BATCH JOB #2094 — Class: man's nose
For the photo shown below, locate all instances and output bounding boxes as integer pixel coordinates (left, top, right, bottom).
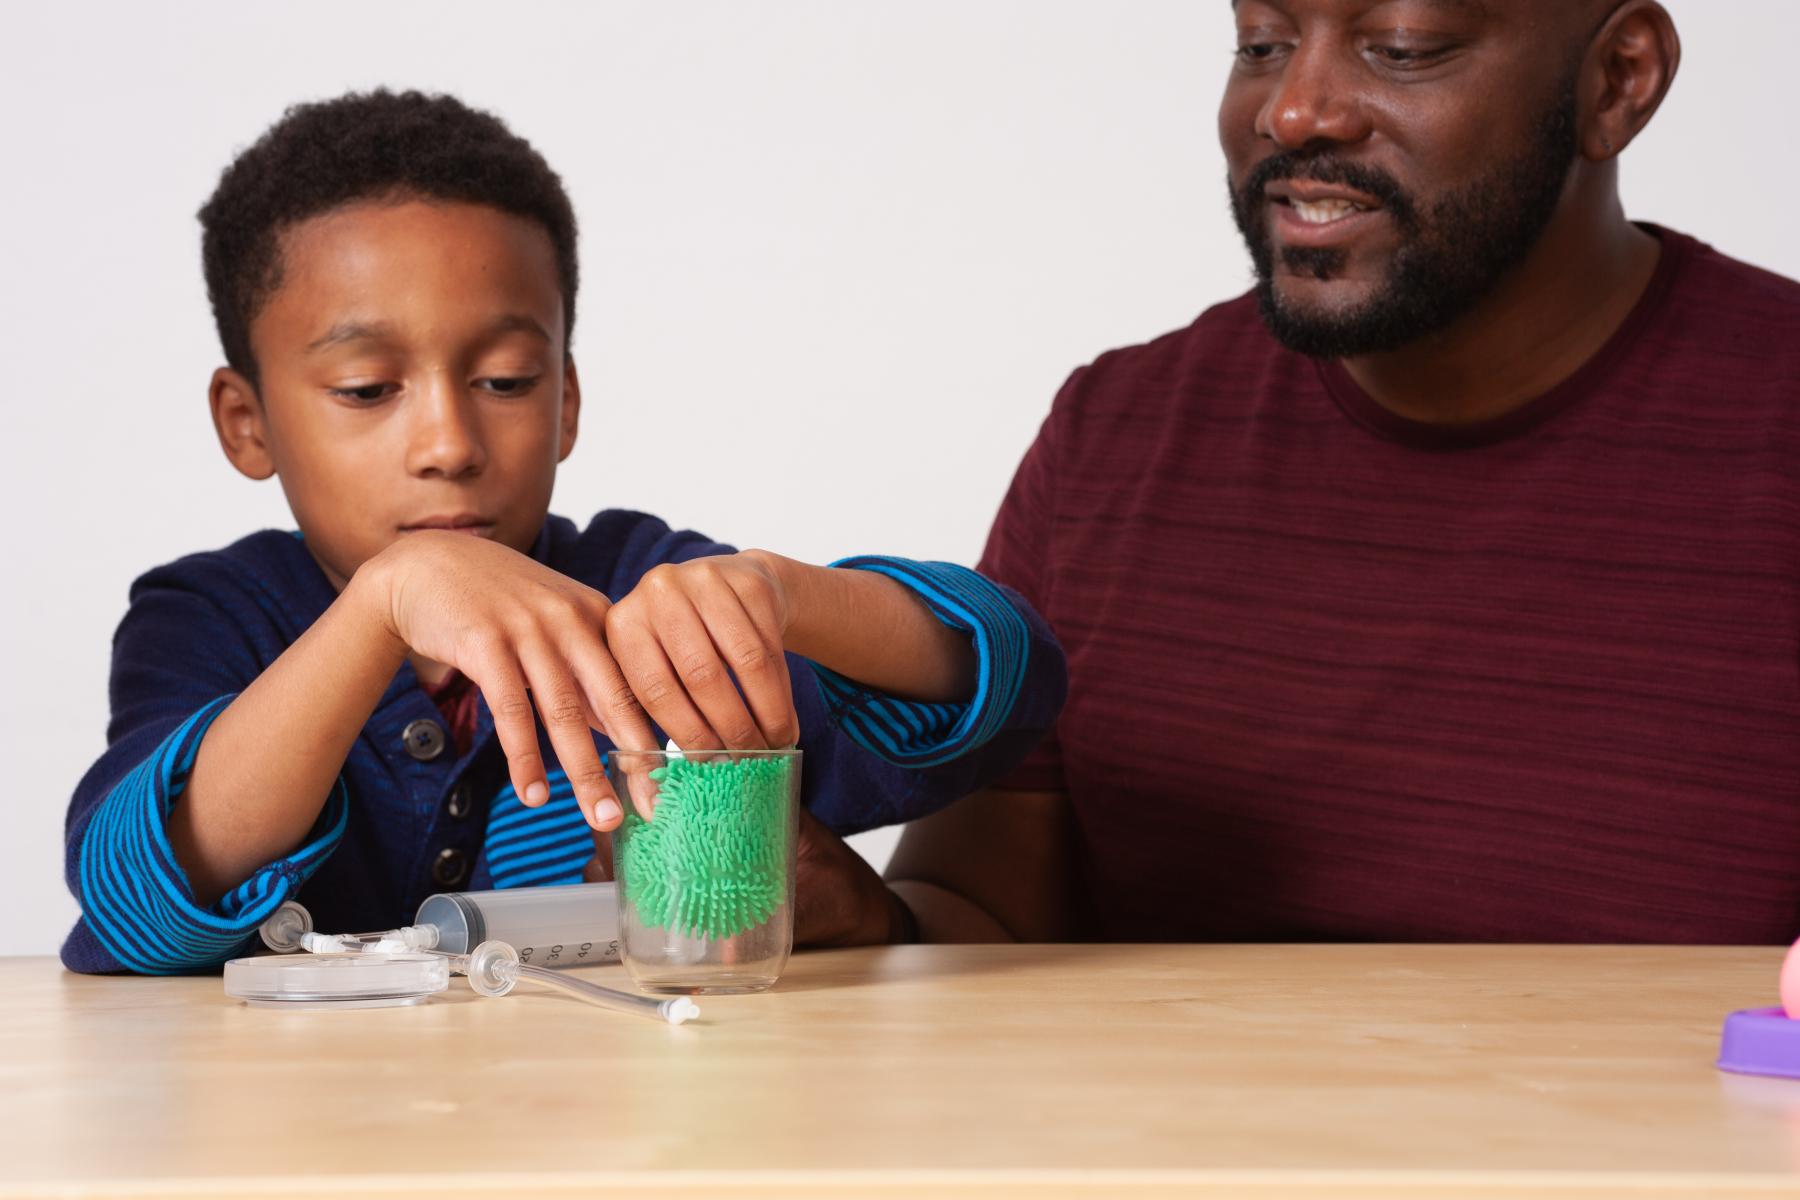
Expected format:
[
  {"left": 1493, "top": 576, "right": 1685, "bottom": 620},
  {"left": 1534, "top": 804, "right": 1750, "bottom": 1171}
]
[
  {"left": 404, "top": 376, "right": 487, "bottom": 480},
  {"left": 1257, "top": 42, "right": 1374, "bottom": 153}
]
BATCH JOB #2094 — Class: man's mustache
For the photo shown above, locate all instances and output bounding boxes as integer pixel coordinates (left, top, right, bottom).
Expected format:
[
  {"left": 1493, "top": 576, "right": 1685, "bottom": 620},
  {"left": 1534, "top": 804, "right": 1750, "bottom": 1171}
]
[{"left": 1236, "top": 153, "right": 1421, "bottom": 233}]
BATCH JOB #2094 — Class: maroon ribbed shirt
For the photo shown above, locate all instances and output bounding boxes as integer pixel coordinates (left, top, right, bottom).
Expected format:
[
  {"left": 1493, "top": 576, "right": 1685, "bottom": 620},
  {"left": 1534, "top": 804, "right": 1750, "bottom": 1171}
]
[{"left": 980, "top": 227, "right": 1800, "bottom": 944}]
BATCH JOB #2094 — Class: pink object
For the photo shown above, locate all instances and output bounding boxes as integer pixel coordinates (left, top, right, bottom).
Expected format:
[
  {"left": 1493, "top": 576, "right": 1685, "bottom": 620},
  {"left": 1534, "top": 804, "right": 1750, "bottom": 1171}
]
[{"left": 1781, "top": 939, "right": 1800, "bottom": 1019}]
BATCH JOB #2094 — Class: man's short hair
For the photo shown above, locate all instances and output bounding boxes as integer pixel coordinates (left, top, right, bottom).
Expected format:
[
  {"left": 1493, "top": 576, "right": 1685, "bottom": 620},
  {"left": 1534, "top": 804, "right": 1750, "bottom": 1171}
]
[{"left": 198, "top": 89, "right": 579, "bottom": 383}]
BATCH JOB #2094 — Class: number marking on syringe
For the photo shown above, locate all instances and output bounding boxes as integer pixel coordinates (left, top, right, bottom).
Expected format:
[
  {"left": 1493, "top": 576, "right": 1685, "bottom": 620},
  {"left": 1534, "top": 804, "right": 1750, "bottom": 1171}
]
[{"left": 516, "top": 941, "right": 621, "bottom": 966}]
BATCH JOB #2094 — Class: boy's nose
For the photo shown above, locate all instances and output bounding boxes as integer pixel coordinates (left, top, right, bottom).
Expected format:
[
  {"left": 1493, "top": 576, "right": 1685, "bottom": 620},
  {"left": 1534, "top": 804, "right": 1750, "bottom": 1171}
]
[{"left": 405, "top": 379, "right": 487, "bottom": 480}]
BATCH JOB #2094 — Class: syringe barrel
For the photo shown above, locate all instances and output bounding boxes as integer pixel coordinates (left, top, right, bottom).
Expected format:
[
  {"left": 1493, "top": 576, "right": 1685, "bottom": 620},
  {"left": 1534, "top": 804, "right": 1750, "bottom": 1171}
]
[{"left": 414, "top": 882, "right": 620, "bottom": 967}]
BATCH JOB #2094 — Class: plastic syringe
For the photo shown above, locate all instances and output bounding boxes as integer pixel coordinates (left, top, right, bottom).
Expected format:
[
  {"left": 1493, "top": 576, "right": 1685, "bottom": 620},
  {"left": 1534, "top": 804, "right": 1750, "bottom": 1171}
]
[{"left": 259, "top": 882, "right": 621, "bottom": 966}]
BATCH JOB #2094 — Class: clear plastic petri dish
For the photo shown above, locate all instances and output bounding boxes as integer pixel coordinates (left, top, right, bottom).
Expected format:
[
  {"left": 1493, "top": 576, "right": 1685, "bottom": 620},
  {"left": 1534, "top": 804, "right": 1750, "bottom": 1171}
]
[{"left": 223, "top": 952, "right": 450, "bottom": 1010}]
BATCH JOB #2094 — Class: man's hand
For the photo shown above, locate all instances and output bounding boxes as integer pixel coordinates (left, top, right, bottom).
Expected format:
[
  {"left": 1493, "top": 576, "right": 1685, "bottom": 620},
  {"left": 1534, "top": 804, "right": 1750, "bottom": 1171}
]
[
  {"left": 361, "top": 531, "right": 658, "bottom": 830},
  {"left": 793, "top": 809, "right": 913, "bottom": 947}
]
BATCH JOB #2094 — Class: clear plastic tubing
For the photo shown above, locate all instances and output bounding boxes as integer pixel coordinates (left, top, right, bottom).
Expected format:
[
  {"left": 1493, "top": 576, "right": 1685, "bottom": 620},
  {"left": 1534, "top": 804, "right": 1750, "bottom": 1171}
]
[
  {"left": 255, "top": 906, "right": 694, "bottom": 1024},
  {"left": 453, "top": 940, "right": 699, "bottom": 1026}
]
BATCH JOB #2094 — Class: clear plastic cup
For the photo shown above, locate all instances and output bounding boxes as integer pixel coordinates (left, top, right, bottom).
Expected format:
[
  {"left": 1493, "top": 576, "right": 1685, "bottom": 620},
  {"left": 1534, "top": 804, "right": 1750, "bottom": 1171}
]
[{"left": 605, "top": 748, "right": 800, "bottom": 994}]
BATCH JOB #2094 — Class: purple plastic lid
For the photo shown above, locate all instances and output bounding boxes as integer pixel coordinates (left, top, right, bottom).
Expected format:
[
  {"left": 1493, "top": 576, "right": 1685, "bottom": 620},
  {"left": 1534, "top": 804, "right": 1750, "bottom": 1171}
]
[{"left": 1717, "top": 1008, "right": 1800, "bottom": 1079}]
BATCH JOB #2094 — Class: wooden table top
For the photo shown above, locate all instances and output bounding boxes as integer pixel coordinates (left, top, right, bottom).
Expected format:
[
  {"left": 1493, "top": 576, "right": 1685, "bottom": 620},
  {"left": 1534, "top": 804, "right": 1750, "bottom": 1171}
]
[{"left": 0, "top": 943, "right": 1791, "bottom": 1198}]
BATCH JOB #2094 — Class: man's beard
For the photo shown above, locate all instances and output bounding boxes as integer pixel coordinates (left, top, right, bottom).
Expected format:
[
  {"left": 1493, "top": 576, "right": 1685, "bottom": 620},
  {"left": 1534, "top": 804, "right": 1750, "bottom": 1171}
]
[{"left": 1228, "top": 77, "right": 1580, "bottom": 360}]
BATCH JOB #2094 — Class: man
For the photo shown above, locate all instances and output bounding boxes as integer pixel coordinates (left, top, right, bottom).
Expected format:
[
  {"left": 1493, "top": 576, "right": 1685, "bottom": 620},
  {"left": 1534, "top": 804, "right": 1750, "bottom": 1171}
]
[{"left": 799, "top": 0, "right": 1800, "bottom": 947}]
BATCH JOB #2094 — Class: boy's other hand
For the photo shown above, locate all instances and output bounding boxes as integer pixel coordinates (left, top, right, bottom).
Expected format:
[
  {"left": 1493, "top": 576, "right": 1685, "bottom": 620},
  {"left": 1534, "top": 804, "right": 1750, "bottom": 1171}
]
[
  {"left": 602, "top": 551, "right": 800, "bottom": 753},
  {"left": 355, "top": 530, "right": 656, "bottom": 831}
]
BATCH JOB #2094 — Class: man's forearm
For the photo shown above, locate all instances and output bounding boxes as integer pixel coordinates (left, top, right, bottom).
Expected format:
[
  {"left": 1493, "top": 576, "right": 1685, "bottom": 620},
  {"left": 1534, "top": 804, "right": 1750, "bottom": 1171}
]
[
  {"left": 889, "top": 879, "right": 1017, "bottom": 942},
  {"left": 170, "top": 567, "right": 406, "bottom": 905},
  {"left": 881, "top": 789, "right": 1075, "bottom": 943}
]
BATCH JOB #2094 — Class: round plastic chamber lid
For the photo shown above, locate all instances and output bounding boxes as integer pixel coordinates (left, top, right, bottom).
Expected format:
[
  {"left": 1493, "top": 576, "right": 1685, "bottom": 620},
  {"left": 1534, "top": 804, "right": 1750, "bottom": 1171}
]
[{"left": 224, "top": 952, "right": 450, "bottom": 1009}]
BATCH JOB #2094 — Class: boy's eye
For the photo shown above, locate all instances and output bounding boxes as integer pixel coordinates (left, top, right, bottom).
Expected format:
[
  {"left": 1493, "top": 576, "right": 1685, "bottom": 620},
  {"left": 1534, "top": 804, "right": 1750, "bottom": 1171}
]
[
  {"left": 479, "top": 376, "right": 541, "bottom": 396},
  {"left": 329, "top": 382, "right": 395, "bottom": 405}
]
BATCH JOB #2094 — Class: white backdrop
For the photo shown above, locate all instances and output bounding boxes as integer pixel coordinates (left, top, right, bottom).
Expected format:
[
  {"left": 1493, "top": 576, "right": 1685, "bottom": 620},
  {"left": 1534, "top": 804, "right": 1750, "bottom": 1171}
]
[{"left": 1, "top": 1, "right": 1794, "bottom": 956}]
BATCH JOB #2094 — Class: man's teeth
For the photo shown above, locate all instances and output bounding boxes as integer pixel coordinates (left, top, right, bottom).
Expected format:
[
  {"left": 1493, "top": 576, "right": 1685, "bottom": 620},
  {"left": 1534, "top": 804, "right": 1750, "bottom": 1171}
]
[{"left": 1290, "top": 198, "right": 1367, "bottom": 224}]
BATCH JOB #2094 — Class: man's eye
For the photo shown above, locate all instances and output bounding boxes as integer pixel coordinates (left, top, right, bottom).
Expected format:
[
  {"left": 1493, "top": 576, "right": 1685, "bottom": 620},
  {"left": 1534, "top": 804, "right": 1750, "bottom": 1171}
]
[
  {"left": 1236, "top": 43, "right": 1285, "bottom": 64},
  {"left": 479, "top": 376, "right": 540, "bottom": 396},
  {"left": 329, "top": 382, "right": 394, "bottom": 404},
  {"left": 1369, "top": 45, "right": 1448, "bottom": 67}
]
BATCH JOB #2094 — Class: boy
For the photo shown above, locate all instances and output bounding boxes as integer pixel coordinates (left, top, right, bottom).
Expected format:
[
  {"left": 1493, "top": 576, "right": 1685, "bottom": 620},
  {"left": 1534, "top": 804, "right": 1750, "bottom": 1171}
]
[{"left": 62, "top": 90, "right": 1064, "bottom": 974}]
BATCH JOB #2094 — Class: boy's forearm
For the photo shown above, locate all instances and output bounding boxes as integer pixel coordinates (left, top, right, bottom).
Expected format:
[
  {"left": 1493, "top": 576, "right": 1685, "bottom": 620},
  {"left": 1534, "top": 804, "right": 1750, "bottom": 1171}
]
[
  {"left": 169, "top": 566, "right": 406, "bottom": 906},
  {"left": 761, "top": 554, "right": 977, "bottom": 703}
]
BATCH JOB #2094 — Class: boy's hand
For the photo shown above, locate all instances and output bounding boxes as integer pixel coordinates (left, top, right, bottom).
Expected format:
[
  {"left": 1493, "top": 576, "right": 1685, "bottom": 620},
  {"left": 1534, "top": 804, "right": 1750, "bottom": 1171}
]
[
  {"left": 601, "top": 551, "right": 801, "bottom": 752},
  {"left": 358, "top": 531, "right": 657, "bottom": 831}
]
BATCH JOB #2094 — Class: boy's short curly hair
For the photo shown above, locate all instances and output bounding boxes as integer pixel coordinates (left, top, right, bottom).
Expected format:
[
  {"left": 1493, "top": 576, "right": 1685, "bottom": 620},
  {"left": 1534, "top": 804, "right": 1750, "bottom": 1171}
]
[{"left": 198, "top": 89, "right": 579, "bottom": 383}]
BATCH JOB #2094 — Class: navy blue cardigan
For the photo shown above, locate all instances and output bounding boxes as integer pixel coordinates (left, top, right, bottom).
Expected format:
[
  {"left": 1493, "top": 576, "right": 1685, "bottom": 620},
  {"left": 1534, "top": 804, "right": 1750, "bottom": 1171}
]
[{"left": 62, "top": 511, "right": 1066, "bottom": 974}]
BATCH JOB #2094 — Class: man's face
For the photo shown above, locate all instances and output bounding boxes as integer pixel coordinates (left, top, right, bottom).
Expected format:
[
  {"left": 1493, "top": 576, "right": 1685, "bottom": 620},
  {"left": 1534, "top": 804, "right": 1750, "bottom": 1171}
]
[
  {"left": 244, "top": 199, "right": 576, "bottom": 588},
  {"left": 1221, "top": 0, "right": 1587, "bottom": 358}
]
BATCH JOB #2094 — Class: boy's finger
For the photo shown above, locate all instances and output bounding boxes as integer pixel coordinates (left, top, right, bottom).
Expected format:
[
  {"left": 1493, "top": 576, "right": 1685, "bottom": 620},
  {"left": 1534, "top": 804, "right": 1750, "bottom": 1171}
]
[
  {"left": 655, "top": 594, "right": 769, "bottom": 752},
  {"left": 721, "top": 565, "right": 790, "bottom": 648},
  {"left": 608, "top": 747, "right": 662, "bottom": 823},
  {"left": 520, "top": 646, "right": 622, "bottom": 831},
  {"left": 607, "top": 612, "right": 726, "bottom": 754},
  {"left": 702, "top": 574, "right": 799, "bottom": 748},
  {"left": 466, "top": 652, "right": 551, "bottom": 808},
  {"left": 563, "top": 625, "right": 658, "bottom": 755},
  {"left": 562, "top": 628, "right": 661, "bottom": 822}
]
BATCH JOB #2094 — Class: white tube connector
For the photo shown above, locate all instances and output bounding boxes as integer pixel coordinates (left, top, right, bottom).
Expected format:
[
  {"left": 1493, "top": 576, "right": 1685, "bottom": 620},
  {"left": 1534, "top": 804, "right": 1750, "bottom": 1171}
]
[
  {"left": 296, "top": 924, "right": 441, "bottom": 956},
  {"left": 259, "top": 901, "right": 313, "bottom": 953}
]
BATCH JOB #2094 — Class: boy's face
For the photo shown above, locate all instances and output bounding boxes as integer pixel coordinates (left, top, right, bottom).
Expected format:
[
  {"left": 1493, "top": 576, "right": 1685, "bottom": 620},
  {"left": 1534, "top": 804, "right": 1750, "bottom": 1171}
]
[{"left": 210, "top": 198, "right": 578, "bottom": 589}]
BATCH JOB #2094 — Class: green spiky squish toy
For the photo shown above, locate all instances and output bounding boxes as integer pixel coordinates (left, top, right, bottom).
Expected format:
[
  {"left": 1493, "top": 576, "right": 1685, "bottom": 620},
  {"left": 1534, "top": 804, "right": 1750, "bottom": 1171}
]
[{"left": 619, "top": 755, "right": 793, "bottom": 940}]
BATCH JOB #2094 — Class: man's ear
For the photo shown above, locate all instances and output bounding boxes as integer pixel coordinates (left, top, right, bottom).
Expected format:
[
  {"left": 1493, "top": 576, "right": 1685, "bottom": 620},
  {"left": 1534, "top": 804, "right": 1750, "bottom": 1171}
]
[
  {"left": 1581, "top": 0, "right": 1680, "bottom": 161},
  {"left": 209, "top": 367, "right": 276, "bottom": 481},
  {"left": 558, "top": 354, "right": 582, "bottom": 463}
]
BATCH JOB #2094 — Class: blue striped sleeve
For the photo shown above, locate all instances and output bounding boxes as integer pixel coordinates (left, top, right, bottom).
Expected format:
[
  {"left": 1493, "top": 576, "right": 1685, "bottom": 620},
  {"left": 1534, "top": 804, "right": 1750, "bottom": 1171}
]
[
  {"left": 483, "top": 769, "right": 592, "bottom": 890},
  {"left": 809, "top": 557, "right": 1031, "bottom": 769},
  {"left": 72, "top": 696, "right": 349, "bottom": 974}
]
